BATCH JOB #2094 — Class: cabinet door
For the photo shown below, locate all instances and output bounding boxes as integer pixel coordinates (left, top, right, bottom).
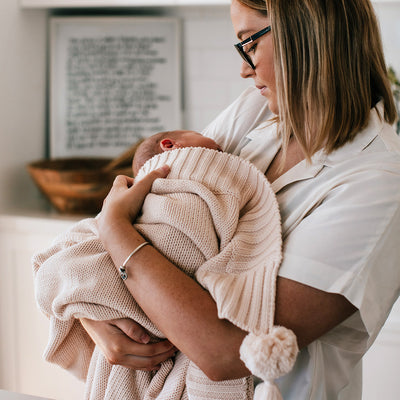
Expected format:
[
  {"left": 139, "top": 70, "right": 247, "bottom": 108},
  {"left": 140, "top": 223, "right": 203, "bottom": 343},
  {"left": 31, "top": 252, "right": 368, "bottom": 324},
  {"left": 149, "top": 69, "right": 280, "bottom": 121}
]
[{"left": 0, "top": 216, "right": 85, "bottom": 400}]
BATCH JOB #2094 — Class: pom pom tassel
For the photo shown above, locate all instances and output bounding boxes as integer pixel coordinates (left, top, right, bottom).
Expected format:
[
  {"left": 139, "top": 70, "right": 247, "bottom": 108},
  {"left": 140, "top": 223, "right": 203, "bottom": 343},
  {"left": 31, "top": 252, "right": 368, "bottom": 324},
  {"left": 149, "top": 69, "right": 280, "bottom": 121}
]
[
  {"left": 240, "top": 326, "right": 299, "bottom": 399},
  {"left": 254, "top": 380, "right": 283, "bottom": 400}
]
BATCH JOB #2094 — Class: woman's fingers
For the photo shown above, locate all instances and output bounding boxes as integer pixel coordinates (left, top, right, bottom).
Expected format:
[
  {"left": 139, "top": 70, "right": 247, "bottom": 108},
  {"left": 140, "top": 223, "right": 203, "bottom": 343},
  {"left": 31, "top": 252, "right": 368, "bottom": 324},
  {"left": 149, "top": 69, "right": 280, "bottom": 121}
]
[
  {"left": 102, "top": 329, "right": 177, "bottom": 371},
  {"left": 80, "top": 318, "right": 177, "bottom": 371},
  {"left": 101, "top": 166, "right": 170, "bottom": 224},
  {"left": 101, "top": 175, "right": 132, "bottom": 209},
  {"left": 112, "top": 318, "right": 151, "bottom": 344},
  {"left": 121, "top": 165, "right": 170, "bottom": 221},
  {"left": 112, "top": 175, "right": 134, "bottom": 189},
  {"left": 112, "top": 165, "right": 169, "bottom": 193},
  {"left": 122, "top": 345, "right": 178, "bottom": 371},
  {"left": 128, "top": 166, "right": 170, "bottom": 200}
]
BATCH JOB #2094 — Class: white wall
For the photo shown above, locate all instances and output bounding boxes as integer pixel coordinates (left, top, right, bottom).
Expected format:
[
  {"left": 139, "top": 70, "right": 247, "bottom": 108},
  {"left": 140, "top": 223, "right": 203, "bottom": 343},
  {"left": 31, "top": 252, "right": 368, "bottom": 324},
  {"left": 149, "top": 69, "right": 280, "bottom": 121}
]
[
  {"left": 374, "top": 2, "right": 400, "bottom": 75},
  {"left": 174, "top": 6, "right": 251, "bottom": 129},
  {"left": 0, "top": 0, "right": 48, "bottom": 212}
]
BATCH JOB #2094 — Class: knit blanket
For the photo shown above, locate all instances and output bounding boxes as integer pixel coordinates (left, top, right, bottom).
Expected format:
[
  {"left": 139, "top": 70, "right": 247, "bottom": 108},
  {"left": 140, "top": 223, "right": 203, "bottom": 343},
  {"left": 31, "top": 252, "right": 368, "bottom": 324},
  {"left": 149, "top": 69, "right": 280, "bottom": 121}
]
[{"left": 32, "top": 147, "right": 283, "bottom": 400}]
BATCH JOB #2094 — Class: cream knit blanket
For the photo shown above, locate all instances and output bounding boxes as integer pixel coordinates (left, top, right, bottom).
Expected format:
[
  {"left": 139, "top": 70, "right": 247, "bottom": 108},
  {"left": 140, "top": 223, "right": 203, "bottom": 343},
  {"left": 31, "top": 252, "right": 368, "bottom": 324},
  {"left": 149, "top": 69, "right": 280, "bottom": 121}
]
[{"left": 32, "top": 147, "right": 282, "bottom": 400}]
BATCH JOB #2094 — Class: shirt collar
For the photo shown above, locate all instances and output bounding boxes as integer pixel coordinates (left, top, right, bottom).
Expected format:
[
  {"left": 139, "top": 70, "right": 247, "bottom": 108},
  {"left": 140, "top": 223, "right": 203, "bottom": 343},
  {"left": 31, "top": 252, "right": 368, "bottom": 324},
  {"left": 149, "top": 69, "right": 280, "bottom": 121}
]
[
  {"left": 321, "top": 103, "right": 384, "bottom": 167},
  {"left": 240, "top": 120, "right": 282, "bottom": 173},
  {"left": 271, "top": 103, "right": 384, "bottom": 193}
]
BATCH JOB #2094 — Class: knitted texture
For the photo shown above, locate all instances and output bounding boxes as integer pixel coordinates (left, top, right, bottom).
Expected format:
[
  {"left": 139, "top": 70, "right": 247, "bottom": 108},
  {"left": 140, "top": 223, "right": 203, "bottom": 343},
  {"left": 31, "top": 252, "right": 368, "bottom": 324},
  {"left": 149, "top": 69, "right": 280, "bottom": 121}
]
[
  {"left": 33, "top": 147, "right": 283, "bottom": 399},
  {"left": 136, "top": 148, "right": 283, "bottom": 334}
]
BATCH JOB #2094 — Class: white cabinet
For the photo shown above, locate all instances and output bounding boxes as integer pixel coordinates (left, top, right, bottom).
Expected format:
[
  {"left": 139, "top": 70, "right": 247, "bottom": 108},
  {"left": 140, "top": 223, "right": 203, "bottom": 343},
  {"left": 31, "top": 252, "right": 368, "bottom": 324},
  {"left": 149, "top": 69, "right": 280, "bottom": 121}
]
[
  {"left": 0, "top": 212, "right": 399, "bottom": 399},
  {"left": 0, "top": 214, "right": 84, "bottom": 400}
]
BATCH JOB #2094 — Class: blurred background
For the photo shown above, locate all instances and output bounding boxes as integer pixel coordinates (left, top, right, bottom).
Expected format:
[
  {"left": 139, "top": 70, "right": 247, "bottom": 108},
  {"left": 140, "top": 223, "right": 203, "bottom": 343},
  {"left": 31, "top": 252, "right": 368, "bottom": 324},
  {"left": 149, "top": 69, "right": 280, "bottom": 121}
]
[{"left": 0, "top": 1, "right": 399, "bottom": 399}]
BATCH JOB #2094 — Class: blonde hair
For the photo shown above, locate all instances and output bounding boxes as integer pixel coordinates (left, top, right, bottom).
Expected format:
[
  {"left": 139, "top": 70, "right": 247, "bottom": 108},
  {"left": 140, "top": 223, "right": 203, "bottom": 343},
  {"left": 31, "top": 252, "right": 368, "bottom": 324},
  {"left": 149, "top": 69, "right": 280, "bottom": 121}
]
[
  {"left": 237, "top": 0, "right": 397, "bottom": 161},
  {"left": 237, "top": 0, "right": 268, "bottom": 14}
]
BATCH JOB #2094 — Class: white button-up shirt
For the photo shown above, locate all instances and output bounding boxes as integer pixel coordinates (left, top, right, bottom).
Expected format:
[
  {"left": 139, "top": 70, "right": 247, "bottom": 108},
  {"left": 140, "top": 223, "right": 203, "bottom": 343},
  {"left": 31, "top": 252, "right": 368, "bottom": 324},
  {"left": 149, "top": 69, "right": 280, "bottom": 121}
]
[{"left": 203, "top": 87, "right": 400, "bottom": 400}]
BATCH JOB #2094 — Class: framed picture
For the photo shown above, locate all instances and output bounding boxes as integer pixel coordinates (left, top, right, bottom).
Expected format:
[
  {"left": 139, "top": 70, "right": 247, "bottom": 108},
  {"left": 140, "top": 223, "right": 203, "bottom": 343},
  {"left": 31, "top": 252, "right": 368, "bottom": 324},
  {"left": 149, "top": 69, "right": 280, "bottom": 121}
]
[{"left": 49, "top": 16, "right": 181, "bottom": 158}]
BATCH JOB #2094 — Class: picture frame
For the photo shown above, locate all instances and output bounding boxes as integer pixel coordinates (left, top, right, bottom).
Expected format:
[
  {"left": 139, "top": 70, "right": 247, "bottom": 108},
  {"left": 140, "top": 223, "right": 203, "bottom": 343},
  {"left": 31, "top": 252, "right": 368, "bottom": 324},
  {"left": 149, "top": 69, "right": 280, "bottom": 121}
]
[{"left": 49, "top": 16, "right": 181, "bottom": 158}]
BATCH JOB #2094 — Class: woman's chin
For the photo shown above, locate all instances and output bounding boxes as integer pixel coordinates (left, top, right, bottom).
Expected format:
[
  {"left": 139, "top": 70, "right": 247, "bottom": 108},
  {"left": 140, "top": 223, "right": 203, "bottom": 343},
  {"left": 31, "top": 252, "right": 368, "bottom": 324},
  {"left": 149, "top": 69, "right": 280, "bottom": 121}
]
[
  {"left": 261, "top": 92, "right": 278, "bottom": 115},
  {"left": 268, "top": 101, "right": 279, "bottom": 116}
]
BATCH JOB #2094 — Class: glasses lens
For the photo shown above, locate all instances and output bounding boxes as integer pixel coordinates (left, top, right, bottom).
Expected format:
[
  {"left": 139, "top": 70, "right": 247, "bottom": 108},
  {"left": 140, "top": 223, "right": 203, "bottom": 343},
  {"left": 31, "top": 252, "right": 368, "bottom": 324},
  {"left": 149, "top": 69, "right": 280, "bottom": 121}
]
[{"left": 234, "top": 44, "right": 255, "bottom": 69}]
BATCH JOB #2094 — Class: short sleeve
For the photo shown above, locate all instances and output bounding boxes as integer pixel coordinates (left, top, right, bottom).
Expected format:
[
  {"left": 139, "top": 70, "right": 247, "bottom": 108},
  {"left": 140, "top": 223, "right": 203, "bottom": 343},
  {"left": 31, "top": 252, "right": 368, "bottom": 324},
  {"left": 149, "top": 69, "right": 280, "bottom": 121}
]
[
  {"left": 278, "top": 165, "right": 400, "bottom": 339},
  {"left": 201, "top": 86, "right": 272, "bottom": 155}
]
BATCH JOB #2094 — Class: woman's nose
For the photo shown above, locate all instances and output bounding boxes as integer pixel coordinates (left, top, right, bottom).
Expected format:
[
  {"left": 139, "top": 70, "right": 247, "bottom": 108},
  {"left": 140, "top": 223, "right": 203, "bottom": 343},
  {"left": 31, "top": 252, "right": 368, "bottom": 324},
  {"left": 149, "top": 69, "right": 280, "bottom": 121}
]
[{"left": 240, "top": 61, "right": 254, "bottom": 79}]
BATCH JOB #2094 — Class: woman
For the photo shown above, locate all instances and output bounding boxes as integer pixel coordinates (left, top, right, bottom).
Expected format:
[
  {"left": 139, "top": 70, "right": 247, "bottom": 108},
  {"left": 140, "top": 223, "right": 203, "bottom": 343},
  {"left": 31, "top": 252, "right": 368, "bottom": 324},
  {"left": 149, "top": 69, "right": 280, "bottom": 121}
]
[{"left": 81, "top": 0, "right": 400, "bottom": 398}]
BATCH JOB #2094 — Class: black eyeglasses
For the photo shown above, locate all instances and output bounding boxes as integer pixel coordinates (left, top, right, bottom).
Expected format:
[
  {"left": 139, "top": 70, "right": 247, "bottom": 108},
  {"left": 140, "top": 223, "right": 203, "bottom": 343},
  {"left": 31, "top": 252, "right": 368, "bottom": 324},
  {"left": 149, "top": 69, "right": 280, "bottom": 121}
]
[{"left": 234, "top": 26, "right": 271, "bottom": 70}]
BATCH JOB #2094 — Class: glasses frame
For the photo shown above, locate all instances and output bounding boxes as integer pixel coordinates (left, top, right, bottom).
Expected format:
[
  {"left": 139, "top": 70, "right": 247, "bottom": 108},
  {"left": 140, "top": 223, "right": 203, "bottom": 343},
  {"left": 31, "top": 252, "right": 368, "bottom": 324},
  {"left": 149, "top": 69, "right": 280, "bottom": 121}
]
[{"left": 234, "top": 26, "right": 271, "bottom": 70}]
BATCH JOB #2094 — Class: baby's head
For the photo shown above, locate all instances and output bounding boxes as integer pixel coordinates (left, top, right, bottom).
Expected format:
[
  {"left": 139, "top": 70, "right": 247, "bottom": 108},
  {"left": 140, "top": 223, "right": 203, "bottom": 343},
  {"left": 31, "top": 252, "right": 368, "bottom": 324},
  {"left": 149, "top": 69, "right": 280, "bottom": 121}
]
[{"left": 132, "top": 130, "right": 222, "bottom": 175}]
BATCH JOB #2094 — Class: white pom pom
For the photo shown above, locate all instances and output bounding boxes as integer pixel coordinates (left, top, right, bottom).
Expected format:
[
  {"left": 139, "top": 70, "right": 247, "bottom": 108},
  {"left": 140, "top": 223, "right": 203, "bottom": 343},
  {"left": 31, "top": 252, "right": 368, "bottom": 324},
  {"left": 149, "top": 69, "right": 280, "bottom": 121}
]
[
  {"left": 254, "top": 380, "right": 283, "bottom": 400},
  {"left": 239, "top": 326, "right": 298, "bottom": 381}
]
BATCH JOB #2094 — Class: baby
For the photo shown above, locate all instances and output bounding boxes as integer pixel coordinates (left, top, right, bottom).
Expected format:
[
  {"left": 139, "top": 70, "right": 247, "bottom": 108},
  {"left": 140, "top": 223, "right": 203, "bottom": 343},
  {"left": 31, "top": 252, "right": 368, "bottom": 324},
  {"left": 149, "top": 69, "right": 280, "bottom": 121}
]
[
  {"left": 132, "top": 129, "right": 222, "bottom": 176},
  {"left": 33, "top": 129, "right": 295, "bottom": 400}
]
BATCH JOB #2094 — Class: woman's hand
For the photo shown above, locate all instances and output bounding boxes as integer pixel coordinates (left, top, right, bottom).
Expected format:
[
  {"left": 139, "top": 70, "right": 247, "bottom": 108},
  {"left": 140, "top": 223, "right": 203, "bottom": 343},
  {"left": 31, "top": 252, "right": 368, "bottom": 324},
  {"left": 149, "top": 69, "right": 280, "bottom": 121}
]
[
  {"left": 80, "top": 318, "right": 177, "bottom": 371},
  {"left": 102, "top": 166, "right": 170, "bottom": 222},
  {"left": 98, "top": 166, "right": 170, "bottom": 250}
]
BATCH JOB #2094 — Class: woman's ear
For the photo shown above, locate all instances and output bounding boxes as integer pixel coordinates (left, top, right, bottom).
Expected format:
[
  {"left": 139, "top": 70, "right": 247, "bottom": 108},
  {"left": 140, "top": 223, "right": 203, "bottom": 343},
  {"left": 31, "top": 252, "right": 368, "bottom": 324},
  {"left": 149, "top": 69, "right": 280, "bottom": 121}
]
[{"left": 160, "top": 138, "right": 178, "bottom": 151}]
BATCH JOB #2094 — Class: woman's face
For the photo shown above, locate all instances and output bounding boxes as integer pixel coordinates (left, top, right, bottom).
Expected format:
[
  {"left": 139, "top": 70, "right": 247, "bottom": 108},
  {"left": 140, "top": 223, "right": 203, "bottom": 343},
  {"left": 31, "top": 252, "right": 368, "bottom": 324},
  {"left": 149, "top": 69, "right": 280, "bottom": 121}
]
[{"left": 230, "top": 0, "right": 278, "bottom": 115}]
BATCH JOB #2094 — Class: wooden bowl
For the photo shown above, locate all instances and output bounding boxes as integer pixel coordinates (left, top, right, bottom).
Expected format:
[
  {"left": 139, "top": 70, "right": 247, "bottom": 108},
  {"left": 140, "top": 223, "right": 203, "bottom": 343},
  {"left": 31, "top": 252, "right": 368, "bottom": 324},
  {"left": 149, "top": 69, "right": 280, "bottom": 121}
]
[{"left": 27, "top": 158, "right": 132, "bottom": 215}]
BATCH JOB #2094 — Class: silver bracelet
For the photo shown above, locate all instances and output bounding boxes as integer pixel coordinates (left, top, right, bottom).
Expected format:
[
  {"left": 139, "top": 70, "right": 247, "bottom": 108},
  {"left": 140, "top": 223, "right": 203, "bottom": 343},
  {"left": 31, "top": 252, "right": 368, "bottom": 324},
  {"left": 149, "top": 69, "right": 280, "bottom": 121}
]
[{"left": 119, "top": 241, "right": 149, "bottom": 280}]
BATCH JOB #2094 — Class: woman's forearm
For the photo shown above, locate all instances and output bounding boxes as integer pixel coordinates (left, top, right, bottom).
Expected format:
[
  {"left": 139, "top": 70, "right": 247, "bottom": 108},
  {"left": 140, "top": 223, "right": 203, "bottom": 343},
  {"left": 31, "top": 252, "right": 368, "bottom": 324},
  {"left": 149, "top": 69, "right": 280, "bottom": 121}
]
[
  {"left": 97, "top": 171, "right": 357, "bottom": 381},
  {"left": 101, "top": 217, "right": 250, "bottom": 381}
]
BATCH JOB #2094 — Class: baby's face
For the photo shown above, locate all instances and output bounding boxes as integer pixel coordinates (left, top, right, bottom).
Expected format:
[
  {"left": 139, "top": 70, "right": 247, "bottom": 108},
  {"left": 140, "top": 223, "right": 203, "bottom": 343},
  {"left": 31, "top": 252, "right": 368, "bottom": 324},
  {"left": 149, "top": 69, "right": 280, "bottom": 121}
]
[{"left": 175, "top": 131, "right": 222, "bottom": 151}]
